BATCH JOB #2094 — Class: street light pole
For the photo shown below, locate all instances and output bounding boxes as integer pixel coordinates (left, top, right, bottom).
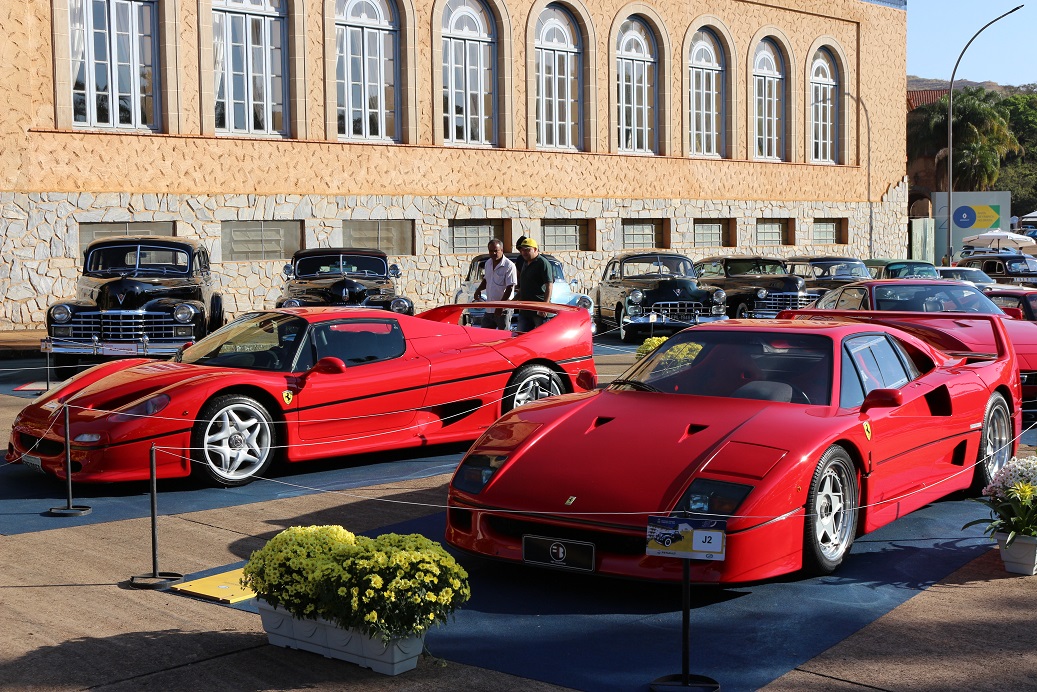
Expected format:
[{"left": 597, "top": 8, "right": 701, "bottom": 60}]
[{"left": 946, "top": 4, "right": 1023, "bottom": 264}]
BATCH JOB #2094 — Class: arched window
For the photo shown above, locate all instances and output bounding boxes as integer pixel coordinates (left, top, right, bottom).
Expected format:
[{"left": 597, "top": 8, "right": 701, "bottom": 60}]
[
  {"left": 442, "top": 0, "right": 495, "bottom": 144},
  {"left": 69, "top": 0, "right": 160, "bottom": 130},
  {"left": 335, "top": 0, "right": 399, "bottom": 140},
  {"left": 616, "top": 17, "right": 656, "bottom": 154},
  {"left": 810, "top": 48, "right": 839, "bottom": 163},
  {"left": 753, "top": 39, "right": 784, "bottom": 160},
  {"left": 688, "top": 28, "right": 723, "bottom": 157},
  {"left": 535, "top": 4, "right": 581, "bottom": 150}
]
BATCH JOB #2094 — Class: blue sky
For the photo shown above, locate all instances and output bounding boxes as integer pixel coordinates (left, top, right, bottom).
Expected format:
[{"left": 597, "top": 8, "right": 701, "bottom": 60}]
[{"left": 908, "top": 1, "right": 1032, "bottom": 86}]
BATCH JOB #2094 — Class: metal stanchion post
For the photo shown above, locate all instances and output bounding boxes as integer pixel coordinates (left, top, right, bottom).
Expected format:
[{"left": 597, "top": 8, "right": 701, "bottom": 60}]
[
  {"left": 47, "top": 404, "right": 91, "bottom": 517},
  {"left": 130, "top": 445, "right": 183, "bottom": 589}
]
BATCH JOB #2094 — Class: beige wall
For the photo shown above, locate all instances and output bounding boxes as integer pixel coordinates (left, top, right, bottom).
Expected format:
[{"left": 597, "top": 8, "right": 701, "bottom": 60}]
[{"left": 0, "top": 0, "right": 908, "bottom": 328}]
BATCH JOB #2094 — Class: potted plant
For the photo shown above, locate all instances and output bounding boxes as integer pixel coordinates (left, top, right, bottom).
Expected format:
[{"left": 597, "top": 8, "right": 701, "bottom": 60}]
[
  {"left": 963, "top": 456, "right": 1037, "bottom": 575},
  {"left": 241, "top": 525, "right": 471, "bottom": 674}
]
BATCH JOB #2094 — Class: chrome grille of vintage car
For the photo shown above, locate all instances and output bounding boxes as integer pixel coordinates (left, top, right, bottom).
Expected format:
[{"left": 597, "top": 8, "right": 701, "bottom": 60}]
[
  {"left": 63, "top": 311, "right": 182, "bottom": 341},
  {"left": 754, "top": 292, "right": 816, "bottom": 311},
  {"left": 649, "top": 301, "right": 709, "bottom": 320}
]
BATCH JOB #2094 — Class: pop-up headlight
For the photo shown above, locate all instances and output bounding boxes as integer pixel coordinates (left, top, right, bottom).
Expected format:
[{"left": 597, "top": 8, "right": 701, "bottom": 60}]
[
  {"left": 452, "top": 419, "right": 542, "bottom": 494},
  {"left": 672, "top": 479, "right": 753, "bottom": 518}
]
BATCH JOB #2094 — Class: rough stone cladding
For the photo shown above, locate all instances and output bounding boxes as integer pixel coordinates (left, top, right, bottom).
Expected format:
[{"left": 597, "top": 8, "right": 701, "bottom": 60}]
[{"left": 1, "top": 1, "right": 907, "bottom": 328}]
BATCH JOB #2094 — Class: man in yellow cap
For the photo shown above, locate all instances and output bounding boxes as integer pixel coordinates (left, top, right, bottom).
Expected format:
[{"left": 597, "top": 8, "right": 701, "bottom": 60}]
[{"left": 515, "top": 237, "right": 554, "bottom": 332}]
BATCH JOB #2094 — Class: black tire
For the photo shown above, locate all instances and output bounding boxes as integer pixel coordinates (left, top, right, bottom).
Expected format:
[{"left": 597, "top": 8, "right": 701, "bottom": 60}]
[
  {"left": 803, "top": 446, "right": 859, "bottom": 576},
  {"left": 208, "top": 295, "right": 225, "bottom": 333},
  {"left": 502, "top": 364, "right": 564, "bottom": 413},
  {"left": 662, "top": 536, "right": 672, "bottom": 547},
  {"left": 52, "top": 354, "right": 79, "bottom": 381},
  {"left": 192, "top": 394, "right": 276, "bottom": 487},
  {"left": 734, "top": 301, "right": 751, "bottom": 319},
  {"left": 972, "top": 393, "right": 1012, "bottom": 492},
  {"left": 617, "top": 305, "right": 637, "bottom": 343}
]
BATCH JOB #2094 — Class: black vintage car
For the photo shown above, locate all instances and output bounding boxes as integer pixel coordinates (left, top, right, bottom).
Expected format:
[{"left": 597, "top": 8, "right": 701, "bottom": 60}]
[
  {"left": 276, "top": 248, "right": 414, "bottom": 314},
  {"left": 42, "top": 236, "right": 223, "bottom": 374},
  {"left": 594, "top": 251, "right": 727, "bottom": 342},
  {"left": 693, "top": 255, "right": 822, "bottom": 318},
  {"left": 785, "top": 256, "right": 871, "bottom": 293},
  {"left": 957, "top": 253, "right": 1037, "bottom": 287}
]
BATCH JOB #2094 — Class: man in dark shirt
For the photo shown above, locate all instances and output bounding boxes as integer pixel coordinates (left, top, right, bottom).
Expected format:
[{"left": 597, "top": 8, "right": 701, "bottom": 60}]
[{"left": 516, "top": 237, "right": 554, "bottom": 332}]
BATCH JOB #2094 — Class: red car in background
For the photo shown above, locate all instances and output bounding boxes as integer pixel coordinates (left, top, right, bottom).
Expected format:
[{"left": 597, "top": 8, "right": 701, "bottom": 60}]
[
  {"left": 985, "top": 286, "right": 1037, "bottom": 321},
  {"left": 446, "top": 316, "right": 1018, "bottom": 584},
  {"left": 8, "top": 303, "right": 595, "bottom": 486},
  {"left": 797, "top": 279, "right": 1037, "bottom": 417}
]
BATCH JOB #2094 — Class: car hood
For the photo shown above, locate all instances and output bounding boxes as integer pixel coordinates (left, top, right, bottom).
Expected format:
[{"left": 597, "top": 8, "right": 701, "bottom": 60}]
[
  {"left": 627, "top": 277, "right": 714, "bottom": 299},
  {"left": 480, "top": 390, "right": 811, "bottom": 523},
  {"left": 66, "top": 360, "right": 250, "bottom": 413},
  {"left": 729, "top": 275, "right": 808, "bottom": 292},
  {"left": 78, "top": 275, "right": 202, "bottom": 309}
]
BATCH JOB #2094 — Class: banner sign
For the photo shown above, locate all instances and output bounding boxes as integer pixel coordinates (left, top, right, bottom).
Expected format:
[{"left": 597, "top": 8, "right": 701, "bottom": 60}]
[{"left": 646, "top": 516, "right": 726, "bottom": 561}]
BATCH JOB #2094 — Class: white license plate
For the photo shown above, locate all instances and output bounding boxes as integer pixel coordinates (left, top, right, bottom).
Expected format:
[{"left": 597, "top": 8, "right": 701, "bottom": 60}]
[
  {"left": 22, "top": 454, "right": 44, "bottom": 473},
  {"left": 101, "top": 343, "right": 138, "bottom": 356}
]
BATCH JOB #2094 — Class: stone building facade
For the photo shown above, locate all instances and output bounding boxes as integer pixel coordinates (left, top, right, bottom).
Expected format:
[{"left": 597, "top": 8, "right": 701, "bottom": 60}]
[{"left": 1, "top": 0, "right": 908, "bottom": 328}]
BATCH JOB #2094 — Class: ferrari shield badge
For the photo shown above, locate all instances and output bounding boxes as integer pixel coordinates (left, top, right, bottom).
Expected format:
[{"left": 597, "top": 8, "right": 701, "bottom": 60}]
[
  {"left": 863, "top": 421, "right": 872, "bottom": 440},
  {"left": 282, "top": 390, "right": 293, "bottom": 405}
]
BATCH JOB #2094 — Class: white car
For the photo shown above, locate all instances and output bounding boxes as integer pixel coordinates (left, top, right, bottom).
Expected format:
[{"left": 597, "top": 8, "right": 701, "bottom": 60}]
[{"left": 454, "top": 252, "right": 595, "bottom": 333}]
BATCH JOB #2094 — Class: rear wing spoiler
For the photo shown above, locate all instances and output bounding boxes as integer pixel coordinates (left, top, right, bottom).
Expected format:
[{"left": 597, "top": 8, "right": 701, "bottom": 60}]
[
  {"left": 778, "top": 310, "right": 1013, "bottom": 361},
  {"left": 418, "top": 301, "right": 586, "bottom": 325}
]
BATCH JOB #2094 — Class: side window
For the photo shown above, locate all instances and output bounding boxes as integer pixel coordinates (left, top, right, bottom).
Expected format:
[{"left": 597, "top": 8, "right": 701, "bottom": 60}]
[
  {"left": 817, "top": 290, "right": 840, "bottom": 309},
  {"left": 605, "top": 261, "right": 618, "bottom": 280},
  {"left": 843, "top": 334, "right": 911, "bottom": 406},
  {"left": 835, "top": 287, "right": 867, "bottom": 310},
  {"left": 696, "top": 262, "right": 722, "bottom": 279},
  {"left": 467, "top": 261, "right": 485, "bottom": 282},
  {"left": 990, "top": 295, "right": 1022, "bottom": 311},
  {"left": 312, "top": 320, "right": 405, "bottom": 366},
  {"left": 840, "top": 347, "right": 866, "bottom": 408}
]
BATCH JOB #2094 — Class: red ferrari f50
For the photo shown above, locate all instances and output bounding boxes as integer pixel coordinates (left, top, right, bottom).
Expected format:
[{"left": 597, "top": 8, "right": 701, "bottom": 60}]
[{"left": 9, "top": 303, "right": 595, "bottom": 486}]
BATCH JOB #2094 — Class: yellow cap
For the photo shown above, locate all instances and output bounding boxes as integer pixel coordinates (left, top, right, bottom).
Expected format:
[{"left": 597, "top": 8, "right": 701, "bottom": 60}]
[{"left": 518, "top": 238, "right": 538, "bottom": 249}]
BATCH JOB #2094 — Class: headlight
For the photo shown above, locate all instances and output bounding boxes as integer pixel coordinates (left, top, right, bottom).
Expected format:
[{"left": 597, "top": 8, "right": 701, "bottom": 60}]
[
  {"left": 755, "top": 288, "right": 768, "bottom": 299},
  {"left": 73, "top": 432, "right": 108, "bottom": 444},
  {"left": 452, "top": 420, "right": 542, "bottom": 493},
  {"left": 576, "top": 296, "right": 593, "bottom": 310},
  {"left": 672, "top": 479, "right": 753, "bottom": 518},
  {"left": 51, "top": 304, "right": 73, "bottom": 323},
  {"left": 109, "top": 394, "right": 171, "bottom": 423},
  {"left": 452, "top": 453, "right": 508, "bottom": 494},
  {"left": 628, "top": 290, "right": 644, "bottom": 304},
  {"left": 390, "top": 297, "right": 411, "bottom": 314},
  {"left": 712, "top": 289, "right": 726, "bottom": 305},
  {"left": 1021, "top": 371, "right": 1037, "bottom": 385},
  {"left": 173, "top": 304, "right": 196, "bottom": 324},
  {"left": 282, "top": 298, "right": 302, "bottom": 308}
]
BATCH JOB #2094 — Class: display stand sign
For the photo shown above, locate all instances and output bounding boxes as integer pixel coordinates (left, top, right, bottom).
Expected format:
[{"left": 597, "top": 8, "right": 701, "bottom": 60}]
[{"left": 647, "top": 516, "right": 725, "bottom": 691}]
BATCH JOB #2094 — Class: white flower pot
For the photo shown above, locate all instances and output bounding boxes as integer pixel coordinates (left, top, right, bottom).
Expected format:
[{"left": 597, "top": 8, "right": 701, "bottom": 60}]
[
  {"left": 994, "top": 532, "right": 1037, "bottom": 575},
  {"left": 255, "top": 599, "right": 424, "bottom": 675}
]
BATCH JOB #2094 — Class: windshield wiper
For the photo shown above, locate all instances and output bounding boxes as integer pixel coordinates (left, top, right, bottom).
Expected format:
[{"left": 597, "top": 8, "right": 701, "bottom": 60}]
[{"left": 610, "top": 378, "right": 661, "bottom": 393}]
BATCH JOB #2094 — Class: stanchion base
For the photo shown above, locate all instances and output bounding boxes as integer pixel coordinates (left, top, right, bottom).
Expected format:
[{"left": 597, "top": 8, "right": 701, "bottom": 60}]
[
  {"left": 129, "top": 572, "right": 184, "bottom": 589},
  {"left": 47, "top": 505, "right": 92, "bottom": 517},
  {"left": 650, "top": 674, "right": 721, "bottom": 691}
]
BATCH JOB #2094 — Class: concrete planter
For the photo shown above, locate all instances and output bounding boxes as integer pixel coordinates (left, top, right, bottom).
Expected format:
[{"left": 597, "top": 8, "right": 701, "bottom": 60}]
[{"left": 994, "top": 532, "right": 1037, "bottom": 575}]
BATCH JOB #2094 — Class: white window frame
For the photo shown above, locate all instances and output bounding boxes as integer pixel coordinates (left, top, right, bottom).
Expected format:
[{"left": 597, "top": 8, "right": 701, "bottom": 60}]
[
  {"left": 448, "top": 220, "right": 503, "bottom": 253},
  {"left": 813, "top": 219, "right": 839, "bottom": 244},
  {"left": 442, "top": 0, "right": 496, "bottom": 145},
  {"left": 616, "top": 18, "right": 656, "bottom": 154},
  {"left": 535, "top": 5, "right": 581, "bottom": 150},
  {"left": 810, "top": 49, "right": 839, "bottom": 164},
  {"left": 336, "top": 0, "right": 399, "bottom": 141},
  {"left": 688, "top": 29, "right": 723, "bottom": 157},
  {"left": 213, "top": 0, "right": 289, "bottom": 136},
  {"left": 221, "top": 220, "right": 302, "bottom": 261},
  {"left": 693, "top": 220, "right": 724, "bottom": 248},
  {"left": 69, "top": 0, "right": 160, "bottom": 130},
  {"left": 622, "top": 219, "right": 662, "bottom": 249},
  {"left": 755, "top": 219, "right": 787, "bottom": 246},
  {"left": 753, "top": 39, "right": 784, "bottom": 160}
]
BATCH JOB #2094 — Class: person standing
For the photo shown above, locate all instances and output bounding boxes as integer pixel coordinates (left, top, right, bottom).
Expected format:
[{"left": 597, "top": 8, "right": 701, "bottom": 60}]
[
  {"left": 515, "top": 237, "right": 554, "bottom": 332},
  {"left": 473, "top": 238, "right": 517, "bottom": 329}
]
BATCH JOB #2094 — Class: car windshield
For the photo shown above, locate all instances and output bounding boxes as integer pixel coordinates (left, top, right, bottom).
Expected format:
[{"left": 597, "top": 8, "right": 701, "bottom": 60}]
[
  {"left": 85, "top": 244, "right": 191, "bottom": 276},
  {"left": 940, "top": 268, "right": 993, "bottom": 282},
  {"left": 179, "top": 312, "right": 308, "bottom": 371},
  {"left": 806, "top": 260, "right": 870, "bottom": 279},
  {"left": 622, "top": 255, "right": 696, "bottom": 278},
  {"left": 1005, "top": 257, "right": 1037, "bottom": 272},
  {"left": 295, "top": 254, "right": 387, "bottom": 277},
  {"left": 725, "top": 259, "right": 788, "bottom": 276},
  {"left": 614, "top": 330, "right": 832, "bottom": 405},
  {"left": 548, "top": 258, "right": 567, "bottom": 281},
  {"left": 872, "top": 284, "right": 1002, "bottom": 314},
  {"left": 884, "top": 262, "right": 938, "bottom": 278}
]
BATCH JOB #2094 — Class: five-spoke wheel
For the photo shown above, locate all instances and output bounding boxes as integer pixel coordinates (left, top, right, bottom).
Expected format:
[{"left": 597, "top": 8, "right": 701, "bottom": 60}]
[
  {"left": 503, "top": 364, "right": 564, "bottom": 413},
  {"left": 803, "top": 446, "right": 859, "bottom": 575},
  {"left": 974, "top": 392, "right": 1012, "bottom": 492},
  {"left": 192, "top": 394, "right": 276, "bottom": 486}
]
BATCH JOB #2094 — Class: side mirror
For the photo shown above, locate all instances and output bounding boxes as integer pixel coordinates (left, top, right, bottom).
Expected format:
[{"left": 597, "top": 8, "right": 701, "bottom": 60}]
[
  {"left": 1002, "top": 307, "right": 1024, "bottom": 320},
  {"left": 283, "top": 263, "right": 294, "bottom": 279},
  {"left": 312, "top": 356, "right": 347, "bottom": 375},
  {"left": 860, "top": 388, "right": 903, "bottom": 413},
  {"left": 174, "top": 342, "right": 194, "bottom": 362},
  {"left": 389, "top": 264, "right": 402, "bottom": 278},
  {"left": 576, "top": 369, "right": 597, "bottom": 391}
]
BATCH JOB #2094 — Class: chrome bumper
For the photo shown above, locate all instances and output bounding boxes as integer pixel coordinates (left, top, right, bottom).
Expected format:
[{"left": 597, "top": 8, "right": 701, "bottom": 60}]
[
  {"left": 41, "top": 337, "right": 186, "bottom": 356},
  {"left": 625, "top": 313, "right": 727, "bottom": 327}
]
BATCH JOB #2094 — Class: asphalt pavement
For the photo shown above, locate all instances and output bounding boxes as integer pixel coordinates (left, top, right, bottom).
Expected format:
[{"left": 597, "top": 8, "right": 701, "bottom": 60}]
[{"left": 1, "top": 329, "right": 1035, "bottom": 691}]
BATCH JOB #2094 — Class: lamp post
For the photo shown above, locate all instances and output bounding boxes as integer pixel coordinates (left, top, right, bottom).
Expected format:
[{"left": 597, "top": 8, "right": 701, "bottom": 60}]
[{"left": 946, "top": 4, "right": 1023, "bottom": 264}]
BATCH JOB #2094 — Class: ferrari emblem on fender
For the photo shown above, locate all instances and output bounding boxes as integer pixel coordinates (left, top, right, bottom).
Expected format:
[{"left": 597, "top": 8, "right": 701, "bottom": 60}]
[
  {"left": 282, "top": 390, "right": 293, "bottom": 405},
  {"left": 863, "top": 421, "right": 872, "bottom": 440},
  {"left": 565, "top": 496, "right": 576, "bottom": 506}
]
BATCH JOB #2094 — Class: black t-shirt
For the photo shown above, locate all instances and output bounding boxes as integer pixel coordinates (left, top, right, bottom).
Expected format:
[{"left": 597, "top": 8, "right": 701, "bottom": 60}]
[{"left": 519, "top": 254, "right": 554, "bottom": 302}]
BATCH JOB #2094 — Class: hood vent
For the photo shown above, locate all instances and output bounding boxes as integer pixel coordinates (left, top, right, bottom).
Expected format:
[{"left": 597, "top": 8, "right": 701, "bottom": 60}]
[
  {"left": 586, "top": 416, "right": 614, "bottom": 432},
  {"left": 679, "top": 424, "right": 708, "bottom": 442}
]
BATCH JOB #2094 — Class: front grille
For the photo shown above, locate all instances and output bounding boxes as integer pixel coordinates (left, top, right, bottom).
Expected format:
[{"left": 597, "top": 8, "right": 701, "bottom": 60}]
[
  {"left": 754, "top": 292, "right": 816, "bottom": 312},
  {"left": 487, "top": 515, "right": 646, "bottom": 555},
  {"left": 63, "top": 311, "right": 182, "bottom": 341},
  {"left": 649, "top": 301, "right": 710, "bottom": 321},
  {"left": 19, "top": 433, "right": 64, "bottom": 457}
]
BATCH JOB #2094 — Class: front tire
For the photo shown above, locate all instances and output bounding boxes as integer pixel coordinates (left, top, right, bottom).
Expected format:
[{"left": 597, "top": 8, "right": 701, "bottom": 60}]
[
  {"left": 617, "top": 305, "right": 637, "bottom": 343},
  {"left": 192, "top": 395, "right": 276, "bottom": 486},
  {"left": 973, "top": 393, "right": 1012, "bottom": 492},
  {"left": 803, "top": 446, "right": 859, "bottom": 575},
  {"left": 52, "top": 354, "right": 79, "bottom": 381},
  {"left": 502, "top": 364, "right": 563, "bottom": 413},
  {"left": 734, "top": 301, "right": 751, "bottom": 319}
]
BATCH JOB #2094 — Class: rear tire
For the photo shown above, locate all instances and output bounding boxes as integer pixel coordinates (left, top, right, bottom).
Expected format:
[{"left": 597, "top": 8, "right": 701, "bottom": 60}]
[
  {"left": 972, "top": 393, "right": 1012, "bottom": 492},
  {"left": 803, "top": 446, "right": 858, "bottom": 575},
  {"left": 502, "top": 364, "right": 563, "bottom": 413}
]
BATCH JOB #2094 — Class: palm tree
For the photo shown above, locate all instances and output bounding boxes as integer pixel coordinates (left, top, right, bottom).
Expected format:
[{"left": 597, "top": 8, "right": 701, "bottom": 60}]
[{"left": 907, "top": 86, "right": 1021, "bottom": 191}]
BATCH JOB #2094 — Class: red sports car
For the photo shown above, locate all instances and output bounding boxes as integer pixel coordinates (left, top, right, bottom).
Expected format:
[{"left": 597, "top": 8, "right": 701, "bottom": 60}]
[
  {"left": 445, "top": 316, "right": 1019, "bottom": 584},
  {"left": 798, "top": 279, "right": 1037, "bottom": 417},
  {"left": 8, "top": 303, "right": 595, "bottom": 486}
]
